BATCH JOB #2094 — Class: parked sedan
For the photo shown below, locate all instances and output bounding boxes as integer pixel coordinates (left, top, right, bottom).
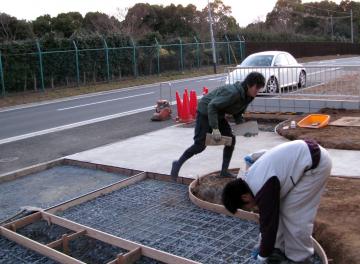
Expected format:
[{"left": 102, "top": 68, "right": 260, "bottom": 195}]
[{"left": 225, "top": 51, "right": 306, "bottom": 93}]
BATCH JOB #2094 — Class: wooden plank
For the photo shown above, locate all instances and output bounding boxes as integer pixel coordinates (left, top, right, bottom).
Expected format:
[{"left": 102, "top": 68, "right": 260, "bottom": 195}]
[
  {"left": 41, "top": 212, "right": 200, "bottom": 264},
  {"left": 47, "top": 172, "right": 147, "bottom": 214},
  {"left": 0, "top": 226, "right": 84, "bottom": 264},
  {"left": 3, "top": 212, "right": 42, "bottom": 230},
  {"left": 47, "top": 230, "right": 86, "bottom": 249},
  {"left": 107, "top": 247, "right": 142, "bottom": 264},
  {"left": 0, "top": 158, "right": 62, "bottom": 184}
]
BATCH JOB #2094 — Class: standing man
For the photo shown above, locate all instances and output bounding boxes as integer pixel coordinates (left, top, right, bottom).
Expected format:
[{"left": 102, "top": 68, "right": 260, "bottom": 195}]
[
  {"left": 222, "top": 139, "right": 332, "bottom": 264},
  {"left": 171, "top": 72, "right": 265, "bottom": 179}
]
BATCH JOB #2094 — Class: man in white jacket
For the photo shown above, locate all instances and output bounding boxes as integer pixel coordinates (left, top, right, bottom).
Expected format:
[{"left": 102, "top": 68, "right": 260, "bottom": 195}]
[{"left": 222, "top": 139, "right": 332, "bottom": 263}]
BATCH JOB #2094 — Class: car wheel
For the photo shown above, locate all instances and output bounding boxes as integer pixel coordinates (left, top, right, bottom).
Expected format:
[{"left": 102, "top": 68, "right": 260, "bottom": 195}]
[
  {"left": 266, "top": 76, "right": 279, "bottom": 93},
  {"left": 298, "top": 70, "right": 306, "bottom": 88}
]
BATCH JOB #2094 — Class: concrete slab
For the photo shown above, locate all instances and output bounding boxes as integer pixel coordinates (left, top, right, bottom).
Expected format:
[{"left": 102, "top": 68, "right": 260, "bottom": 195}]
[{"left": 68, "top": 126, "right": 360, "bottom": 178}]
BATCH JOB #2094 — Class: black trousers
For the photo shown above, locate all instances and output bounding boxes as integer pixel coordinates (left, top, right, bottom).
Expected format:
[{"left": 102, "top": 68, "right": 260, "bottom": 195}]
[{"left": 177, "top": 112, "right": 236, "bottom": 171}]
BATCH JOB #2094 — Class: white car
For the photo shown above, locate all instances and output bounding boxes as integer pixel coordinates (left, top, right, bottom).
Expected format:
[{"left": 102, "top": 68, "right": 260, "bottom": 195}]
[{"left": 225, "top": 51, "right": 306, "bottom": 93}]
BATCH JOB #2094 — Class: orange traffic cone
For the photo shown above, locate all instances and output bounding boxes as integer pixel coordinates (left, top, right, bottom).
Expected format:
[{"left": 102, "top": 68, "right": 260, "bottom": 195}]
[
  {"left": 182, "top": 90, "right": 192, "bottom": 122},
  {"left": 175, "top": 91, "right": 183, "bottom": 120},
  {"left": 189, "top": 90, "right": 198, "bottom": 118}
]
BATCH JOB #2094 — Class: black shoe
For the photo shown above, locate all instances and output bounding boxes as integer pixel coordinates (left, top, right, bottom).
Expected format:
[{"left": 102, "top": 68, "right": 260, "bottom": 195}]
[
  {"left": 171, "top": 160, "right": 181, "bottom": 181},
  {"left": 217, "top": 170, "right": 237, "bottom": 178},
  {"left": 268, "top": 248, "right": 287, "bottom": 264}
]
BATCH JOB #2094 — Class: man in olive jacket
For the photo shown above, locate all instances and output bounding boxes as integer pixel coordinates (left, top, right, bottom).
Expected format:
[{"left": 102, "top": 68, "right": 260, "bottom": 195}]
[{"left": 171, "top": 72, "right": 265, "bottom": 179}]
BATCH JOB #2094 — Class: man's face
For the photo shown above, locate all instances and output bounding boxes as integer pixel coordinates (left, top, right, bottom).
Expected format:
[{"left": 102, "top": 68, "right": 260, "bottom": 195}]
[
  {"left": 247, "top": 84, "right": 262, "bottom": 98},
  {"left": 241, "top": 193, "right": 257, "bottom": 211}
]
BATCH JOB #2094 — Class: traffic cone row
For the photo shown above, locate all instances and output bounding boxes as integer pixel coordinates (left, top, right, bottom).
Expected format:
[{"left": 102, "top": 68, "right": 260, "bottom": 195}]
[{"left": 176, "top": 88, "right": 198, "bottom": 122}]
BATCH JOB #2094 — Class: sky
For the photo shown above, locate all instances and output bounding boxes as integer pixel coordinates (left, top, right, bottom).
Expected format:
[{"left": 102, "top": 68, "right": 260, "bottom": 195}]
[{"left": 1, "top": 0, "right": 345, "bottom": 27}]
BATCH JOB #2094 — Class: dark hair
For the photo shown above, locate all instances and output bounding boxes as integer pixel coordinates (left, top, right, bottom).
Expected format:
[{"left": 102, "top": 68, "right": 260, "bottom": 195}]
[
  {"left": 222, "top": 179, "right": 252, "bottom": 214},
  {"left": 242, "top": 72, "right": 265, "bottom": 89}
]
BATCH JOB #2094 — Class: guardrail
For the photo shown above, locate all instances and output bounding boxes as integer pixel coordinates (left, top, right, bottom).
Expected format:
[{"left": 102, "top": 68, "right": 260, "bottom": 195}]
[{"left": 225, "top": 65, "right": 360, "bottom": 100}]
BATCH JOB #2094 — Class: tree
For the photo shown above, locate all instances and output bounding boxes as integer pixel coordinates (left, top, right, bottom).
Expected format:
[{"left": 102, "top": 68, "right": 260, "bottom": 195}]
[
  {"left": 83, "top": 12, "right": 121, "bottom": 35},
  {"left": 0, "top": 13, "right": 33, "bottom": 42},
  {"left": 52, "top": 12, "right": 83, "bottom": 38},
  {"left": 32, "top": 15, "right": 52, "bottom": 37}
]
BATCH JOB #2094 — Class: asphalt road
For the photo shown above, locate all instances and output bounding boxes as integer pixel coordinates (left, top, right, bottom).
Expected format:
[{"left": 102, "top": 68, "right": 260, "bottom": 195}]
[{"left": 0, "top": 56, "right": 359, "bottom": 175}]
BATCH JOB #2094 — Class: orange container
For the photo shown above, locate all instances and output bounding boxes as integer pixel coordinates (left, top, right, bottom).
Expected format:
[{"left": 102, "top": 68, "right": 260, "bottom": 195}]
[{"left": 297, "top": 114, "right": 330, "bottom": 129}]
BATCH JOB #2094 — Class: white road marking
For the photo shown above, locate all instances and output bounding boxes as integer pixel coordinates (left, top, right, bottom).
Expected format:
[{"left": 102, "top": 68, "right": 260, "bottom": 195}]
[
  {"left": 0, "top": 106, "right": 155, "bottom": 145},
  {"left": 0, "top": 74, "right": 223, "bottom": 113},
  {"left": 57, "top": 92, "right": 154, "bottom": 111},
  {"left": 307, "top": 68, "right": 341, "bottom": 76}
]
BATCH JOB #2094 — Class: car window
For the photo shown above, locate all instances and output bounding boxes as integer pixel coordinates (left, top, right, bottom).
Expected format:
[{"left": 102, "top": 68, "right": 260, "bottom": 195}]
[
  {"left": 241, "top": 55, "right": 274, "bottom": 66},
  {"left": 285, "top": 54, "right": 298, "bottom": 65},
  {"left": 274, "top": 54, "right": 289, "bottom": 66}
]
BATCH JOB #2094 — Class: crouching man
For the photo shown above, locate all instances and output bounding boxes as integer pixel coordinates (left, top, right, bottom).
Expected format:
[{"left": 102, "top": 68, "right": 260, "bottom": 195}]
[{"left": 222, "top": 140, "right": 332, "bottom": 263}]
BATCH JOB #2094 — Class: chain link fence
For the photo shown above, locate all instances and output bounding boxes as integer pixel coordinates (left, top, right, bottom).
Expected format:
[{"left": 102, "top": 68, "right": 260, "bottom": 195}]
[{"left": 0, "top": 38, "right": 245, "bottom": 96}]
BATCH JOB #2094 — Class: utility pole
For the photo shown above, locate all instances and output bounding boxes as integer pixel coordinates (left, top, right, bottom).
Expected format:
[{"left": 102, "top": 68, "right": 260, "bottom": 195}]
[
  {"left": 330, "top": 15, "right": 334, "bottom": 40},
  {"left": 208, "top": 0, "right": 217, "bottom": 74},
  {"left": 350, "top": 9, "right": 354, "bottom": 43}
]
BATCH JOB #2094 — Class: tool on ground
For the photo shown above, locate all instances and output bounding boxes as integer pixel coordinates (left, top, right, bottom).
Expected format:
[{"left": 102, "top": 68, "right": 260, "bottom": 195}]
[
  {"left": 0, "top": 206, "right": 44, "bottom": 225},
  {"left": 205, "top": 133, "right": 233, "bottom": 146},
  {"left": 232, "top": 121, "right": 259, "bottom": 137},
  {"left": 151, "top": 100, "right": 172, "bottom": 121}
]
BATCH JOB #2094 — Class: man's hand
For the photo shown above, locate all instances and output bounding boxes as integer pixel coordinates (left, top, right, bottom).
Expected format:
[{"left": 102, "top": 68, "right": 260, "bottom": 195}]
[{"left": 212, "top": 129, "right": 221, "bottom": 141}]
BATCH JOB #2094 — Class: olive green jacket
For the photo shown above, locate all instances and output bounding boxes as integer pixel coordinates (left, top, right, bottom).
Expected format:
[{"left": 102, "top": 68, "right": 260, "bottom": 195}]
[{"left": 197, "top": 82, "right": 254, "bottom": 129}]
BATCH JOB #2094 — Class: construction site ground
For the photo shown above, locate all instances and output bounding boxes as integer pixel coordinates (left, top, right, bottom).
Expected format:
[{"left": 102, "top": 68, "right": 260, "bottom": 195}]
[{"left": 0, "top": 111, "right": 359, "bottom": 263}]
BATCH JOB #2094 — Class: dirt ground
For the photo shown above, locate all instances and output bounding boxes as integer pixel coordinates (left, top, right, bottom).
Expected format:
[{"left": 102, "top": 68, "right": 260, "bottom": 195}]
[
  {"left": 192, "top": 174, "right": 360, "bottom": 264},
  {"left": 277, "top": 108, "right": 360, "bottom": 150}
]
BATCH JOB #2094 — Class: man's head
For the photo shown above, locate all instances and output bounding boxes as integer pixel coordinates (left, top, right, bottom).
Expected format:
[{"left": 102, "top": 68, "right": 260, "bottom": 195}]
[
  {"left": 242, "top": 72, "right": 265, "bottom": 98},
  {"left": 222, "top": 178, "right": 256, "bottom": 214}
]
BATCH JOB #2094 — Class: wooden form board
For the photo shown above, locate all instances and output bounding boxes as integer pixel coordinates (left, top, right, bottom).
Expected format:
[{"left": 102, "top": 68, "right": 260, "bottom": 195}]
[
  {"left": 1, "top": 171, "right": 200, "bottom": 264},
  {"left": 0, "top": 160, "right": 328, "bottom": 264}
]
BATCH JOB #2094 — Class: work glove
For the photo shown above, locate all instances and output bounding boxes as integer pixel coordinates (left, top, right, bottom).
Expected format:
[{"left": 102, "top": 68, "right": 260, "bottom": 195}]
[
  {"left": 244, "top": 155, "right": 255, "bottom": 167},
  {"left": 212, "top": 128, "right": 221, "bottom": 141}
]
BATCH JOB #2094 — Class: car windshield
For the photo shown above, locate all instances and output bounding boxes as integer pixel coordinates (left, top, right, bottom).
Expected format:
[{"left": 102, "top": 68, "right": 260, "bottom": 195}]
[{"left": 241, "top": 55, "right": 274, "bottom": 66}]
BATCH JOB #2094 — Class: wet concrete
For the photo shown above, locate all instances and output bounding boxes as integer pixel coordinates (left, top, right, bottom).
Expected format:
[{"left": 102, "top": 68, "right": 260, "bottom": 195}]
[{"left": 0, "top": 165, "right": 128, "bottom": 223}]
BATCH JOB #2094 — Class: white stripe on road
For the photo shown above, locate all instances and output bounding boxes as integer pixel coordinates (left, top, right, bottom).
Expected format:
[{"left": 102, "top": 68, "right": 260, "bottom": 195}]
[
  {"left": 0, "top": 106, "right": 155, "bottom": 145},
  {"left": 57, "top": 92, "right": 154, "bottom": 111},
  {"left": 307, "top": 68, "right": 341, "bottom": 76}
]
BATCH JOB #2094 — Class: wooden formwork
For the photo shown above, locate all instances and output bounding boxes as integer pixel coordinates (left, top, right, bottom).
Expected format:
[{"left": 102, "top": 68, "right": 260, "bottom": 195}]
[
  {"left": 1, "top": 211, "right": 199, "bottom": 264},
  {"left": 0, "top": 159, "right": 328, "bottom": 264}
]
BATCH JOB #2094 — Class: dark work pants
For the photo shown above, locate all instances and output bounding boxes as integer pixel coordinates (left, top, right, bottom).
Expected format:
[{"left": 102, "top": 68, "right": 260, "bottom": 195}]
[{"left": 177, "top": 112, "right": 236, "bottom": 172}]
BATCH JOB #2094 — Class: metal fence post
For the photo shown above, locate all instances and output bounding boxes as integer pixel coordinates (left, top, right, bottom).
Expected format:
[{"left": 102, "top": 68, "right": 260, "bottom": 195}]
[
  {"left": 179, "top": 37, "right": 184, "bottom": 71},
  {"left": 225, "top": 35, "right": 231, "bottom": 65},
  {"left": 72, "top": 40, "right": 80, "bottom": 86},
  {"left": 36, "top": 40, "right": 45, "bottom": 91},
  {"left": 194, "top": 36, "right": 200, "bottom": 69},
  {"left": 155, "top": 38, "right": 160, "bottom": 75},
  {"left": 102, "top": 38, "right": 110, "bottom": 82},
  {"left": 130, "top": 38, "right": 137, "bottom": 77},
  {"left": 0, "top": 50, "right": 5, "bottom": 96},
  {"left": 237, "top": 34, "right": 243, "bottom": 62}
]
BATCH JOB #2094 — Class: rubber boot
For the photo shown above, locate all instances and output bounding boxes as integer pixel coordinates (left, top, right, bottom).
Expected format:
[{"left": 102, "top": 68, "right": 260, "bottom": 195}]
[{"left": 218, "top": 148, "right": 236, "bottom": 178}]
